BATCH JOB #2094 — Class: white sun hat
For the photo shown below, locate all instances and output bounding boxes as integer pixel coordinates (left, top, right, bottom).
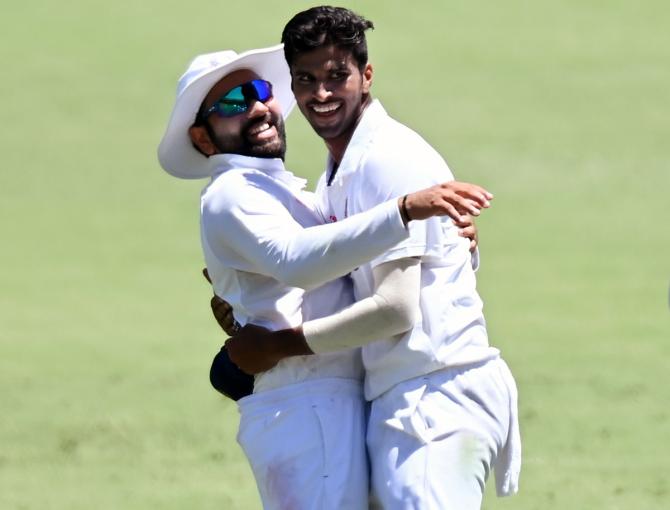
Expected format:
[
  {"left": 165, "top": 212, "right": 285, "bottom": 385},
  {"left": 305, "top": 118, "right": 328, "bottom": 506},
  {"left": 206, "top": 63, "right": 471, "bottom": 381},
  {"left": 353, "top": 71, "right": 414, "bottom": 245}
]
[{"left": 157, "top": 44, "right": 295, "bottom": 179}]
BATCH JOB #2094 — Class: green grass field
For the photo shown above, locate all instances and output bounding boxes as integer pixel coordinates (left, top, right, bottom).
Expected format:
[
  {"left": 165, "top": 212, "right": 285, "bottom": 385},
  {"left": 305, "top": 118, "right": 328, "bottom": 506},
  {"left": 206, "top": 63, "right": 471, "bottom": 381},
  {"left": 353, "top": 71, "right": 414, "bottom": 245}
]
[{"left": 1, "top": 1, "right": 669, "bottom": 508}]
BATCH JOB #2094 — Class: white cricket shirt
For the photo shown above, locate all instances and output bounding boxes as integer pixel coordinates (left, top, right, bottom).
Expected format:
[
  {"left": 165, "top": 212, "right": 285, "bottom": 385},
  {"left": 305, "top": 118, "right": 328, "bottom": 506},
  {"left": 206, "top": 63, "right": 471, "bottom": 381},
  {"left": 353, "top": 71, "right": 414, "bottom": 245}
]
[
  {"left": 200, "top": 153, "right": 409, "bottom": 392},
  {"left": 316, "top": 101, "right": 500, "bottom": 400}
]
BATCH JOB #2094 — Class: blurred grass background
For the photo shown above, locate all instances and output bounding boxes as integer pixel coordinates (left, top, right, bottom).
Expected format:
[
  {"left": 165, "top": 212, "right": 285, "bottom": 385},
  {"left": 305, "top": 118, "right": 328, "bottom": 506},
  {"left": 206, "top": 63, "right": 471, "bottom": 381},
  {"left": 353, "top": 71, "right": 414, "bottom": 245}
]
[{"left": 1, "top": 1, "right": 668, "bottom": 508}]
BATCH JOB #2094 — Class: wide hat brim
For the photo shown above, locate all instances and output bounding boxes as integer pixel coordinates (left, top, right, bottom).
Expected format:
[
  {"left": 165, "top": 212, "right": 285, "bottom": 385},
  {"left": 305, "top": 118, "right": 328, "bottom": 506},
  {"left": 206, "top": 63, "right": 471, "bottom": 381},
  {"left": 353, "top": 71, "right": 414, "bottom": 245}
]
[{"left": 157, "top": 44, "right": 295, "bottom": 180}]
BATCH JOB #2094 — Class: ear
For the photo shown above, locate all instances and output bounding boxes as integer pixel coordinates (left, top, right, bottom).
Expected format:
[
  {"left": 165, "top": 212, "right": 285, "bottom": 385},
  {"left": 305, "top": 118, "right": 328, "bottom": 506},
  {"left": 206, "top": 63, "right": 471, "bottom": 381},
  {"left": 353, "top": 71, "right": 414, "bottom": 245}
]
[
  {"left": 362, "top": 63, "right": 373, "bottom": 94},
  {"left": 189, "top": 125, "right": 217, "bottom": 156}
]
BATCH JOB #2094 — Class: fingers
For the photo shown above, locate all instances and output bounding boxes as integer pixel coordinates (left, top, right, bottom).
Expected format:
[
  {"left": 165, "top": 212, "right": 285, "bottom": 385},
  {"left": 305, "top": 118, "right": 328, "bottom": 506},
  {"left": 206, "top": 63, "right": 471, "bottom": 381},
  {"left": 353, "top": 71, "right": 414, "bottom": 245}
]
[
  {"left": 211, "top": 295, "right": 231, "bottom": 316},
  {"left": 223, "top": 324, "right": 276, "bottom": 374},
  {"left": 461, "top": 197, "right": 483, "bottom": 216},
  {"left": 456, "top": 212, "right": 478, "bottom": 251},
  {"left": 438, "top": 200, "right": 463, "bottom": 223},
  {"left": 223, "top": 337, "right": 237, "bottom": 361},
  {"left": 446, "top": 182, "right": 493, "bottom": 208},
  {"left": 211, "top": 295, "right": 236, "bottom": 335},
  {"left": 458, "top": 225, "right": 476, "bottom": 240},
  {"left": 436, "top": 185, "right": 485, "bottom": 216},
  {"left": 459, "top": 183, "right": 493, "bottom": 204},
  {"left": 454, "top": 214, "right": 474, "bottom": 228},
  {"left": 224, "top": 335, "right": 243, "bottom": 364},
  {"left": 459, "top": 226, "right": 478, "bottom": 252},
  {"left": 444, "top": 193, "right": 482, "bottom": 218},
  {"left": 221, "top": 319, "right": 236, "bottom": 336},
  {"left": 469, "top": 187, "right": 493, "bottom": 206},
  {"left": 460, "top": 190, "right": 490, "bottom": 210},
  {"left": 405, "top": 182, "right": 492, "bottom": 222}
]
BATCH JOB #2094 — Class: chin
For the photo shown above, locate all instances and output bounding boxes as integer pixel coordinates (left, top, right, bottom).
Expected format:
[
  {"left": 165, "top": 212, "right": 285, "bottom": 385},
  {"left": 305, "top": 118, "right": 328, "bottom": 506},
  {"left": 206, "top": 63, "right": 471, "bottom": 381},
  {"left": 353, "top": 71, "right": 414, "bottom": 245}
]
[
  {"left": 308, "top": 115, "right": 351, "bottom": 140},
  {"left": 248, "top": 140, "right": 285, "bottom": 160},
  {"left": 239, "top": 121, "right": 287, "bottom": 159},
  {"left": 309, "top": 124, "right": 340, "bottom": 141}
]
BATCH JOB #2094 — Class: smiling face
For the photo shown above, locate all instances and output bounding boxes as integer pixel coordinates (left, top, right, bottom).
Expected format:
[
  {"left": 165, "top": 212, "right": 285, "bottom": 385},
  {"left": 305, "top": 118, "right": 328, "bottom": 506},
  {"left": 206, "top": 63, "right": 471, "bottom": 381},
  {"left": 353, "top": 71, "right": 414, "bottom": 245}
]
[
  {"left": 189, "top": 69, "right": 286, "bottom": 160},
  {"left": 289, "top": 45, "right": 372, "bottom": 162}
]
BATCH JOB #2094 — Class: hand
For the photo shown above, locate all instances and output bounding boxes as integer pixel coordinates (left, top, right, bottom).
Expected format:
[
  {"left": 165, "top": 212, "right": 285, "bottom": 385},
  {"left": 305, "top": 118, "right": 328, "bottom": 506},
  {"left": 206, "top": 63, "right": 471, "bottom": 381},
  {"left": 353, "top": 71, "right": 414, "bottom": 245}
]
[
  {"left": 203, "top": 268, "right": 239, "bottom": 336},
  {"left": 402, "top": 181, "right": 492, "bottom": 223},
  {"left": 225, "top": 324, "right": 313, "bottom": 374},
  {"left": 211, "top": 296, "right": 239, "bottom": 335},
  {"left": 455, "top": 214, "right": 479, "bottom": 253},
  {"left": 224, "top": 324, "right": 283, "bottom": 374}
]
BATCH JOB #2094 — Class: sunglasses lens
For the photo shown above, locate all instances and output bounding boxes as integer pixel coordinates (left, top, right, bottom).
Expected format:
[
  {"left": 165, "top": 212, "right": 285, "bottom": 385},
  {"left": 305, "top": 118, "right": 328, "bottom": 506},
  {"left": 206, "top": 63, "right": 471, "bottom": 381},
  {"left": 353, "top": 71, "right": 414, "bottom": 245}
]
[
  {"left": 212, "top": 85, "right": 245, "bottom": 117},
  {"left": 249, "top": 80, "right": 273, "bottom": 102},
  {"left": 217, "top": 101, "right": 247, "bottom": 117},
  {"left": 223, "top": 85, "right": 245, "bottom": 102},
  {"left": 206, "top": 80, "right": 274, "bottom": 118}
]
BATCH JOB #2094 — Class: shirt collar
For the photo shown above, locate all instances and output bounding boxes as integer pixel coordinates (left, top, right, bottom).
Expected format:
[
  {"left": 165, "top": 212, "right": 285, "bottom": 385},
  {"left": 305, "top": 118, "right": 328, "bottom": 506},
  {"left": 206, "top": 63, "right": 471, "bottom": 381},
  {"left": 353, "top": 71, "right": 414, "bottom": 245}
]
[
  {"left": 327, "top": 99, "right": 388, "bottom": 184},
  {"left": 208, "top": 153, "right": 307, "bottom": 191}
]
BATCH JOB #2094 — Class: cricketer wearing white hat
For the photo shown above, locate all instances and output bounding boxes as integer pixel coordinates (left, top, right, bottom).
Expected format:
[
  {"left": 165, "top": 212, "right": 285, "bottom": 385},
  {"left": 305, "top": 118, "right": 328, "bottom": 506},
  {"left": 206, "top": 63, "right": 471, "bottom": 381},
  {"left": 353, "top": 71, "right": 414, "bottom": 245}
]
[
  {"left": 158, "top": 45, "right": 296, "bottom": 179},
  {"left": 157, "top": 44, "right": 494, "bottom": 509}
]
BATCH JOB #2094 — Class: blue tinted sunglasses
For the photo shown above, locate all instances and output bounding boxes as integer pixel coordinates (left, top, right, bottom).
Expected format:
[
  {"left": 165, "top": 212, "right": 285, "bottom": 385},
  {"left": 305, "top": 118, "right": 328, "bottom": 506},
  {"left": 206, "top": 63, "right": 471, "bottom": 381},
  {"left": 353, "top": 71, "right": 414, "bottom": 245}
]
[{"left": 201, "top": 79, "right": 273, "bottom": 119}]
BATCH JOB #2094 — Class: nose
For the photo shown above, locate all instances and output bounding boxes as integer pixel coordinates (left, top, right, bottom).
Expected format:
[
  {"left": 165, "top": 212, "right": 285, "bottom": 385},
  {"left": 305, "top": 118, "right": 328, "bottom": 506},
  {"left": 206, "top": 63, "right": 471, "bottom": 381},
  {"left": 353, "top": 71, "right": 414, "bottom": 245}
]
[
  {"left": 313, "top": 82, "right": 332, "bottom": 102},
  {"left": 246, "top": 98, "right": 270, "bottom": 118}
]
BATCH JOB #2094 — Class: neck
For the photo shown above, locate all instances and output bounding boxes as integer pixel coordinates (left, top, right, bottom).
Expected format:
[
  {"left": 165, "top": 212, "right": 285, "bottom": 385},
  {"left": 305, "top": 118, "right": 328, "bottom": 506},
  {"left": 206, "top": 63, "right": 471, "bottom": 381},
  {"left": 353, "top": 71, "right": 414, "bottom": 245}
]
[{"left": 325, "top": 95, "right": 372, "bottom": 164}]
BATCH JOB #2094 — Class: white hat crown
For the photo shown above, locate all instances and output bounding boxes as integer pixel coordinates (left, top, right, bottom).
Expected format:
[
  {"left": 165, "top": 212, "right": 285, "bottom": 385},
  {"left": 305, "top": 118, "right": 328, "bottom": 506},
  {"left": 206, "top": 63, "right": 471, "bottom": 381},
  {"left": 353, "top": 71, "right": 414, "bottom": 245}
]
[{"left": 177, "top": 51, "right": 238, "bottom": 96}]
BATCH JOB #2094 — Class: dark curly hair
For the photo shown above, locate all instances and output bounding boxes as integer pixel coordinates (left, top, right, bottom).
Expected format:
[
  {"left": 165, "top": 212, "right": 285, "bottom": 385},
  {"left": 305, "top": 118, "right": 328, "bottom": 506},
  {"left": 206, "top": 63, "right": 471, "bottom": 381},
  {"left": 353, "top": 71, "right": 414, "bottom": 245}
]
[{"left": 281, "top": 6, "right": 374, "bottom": 71}]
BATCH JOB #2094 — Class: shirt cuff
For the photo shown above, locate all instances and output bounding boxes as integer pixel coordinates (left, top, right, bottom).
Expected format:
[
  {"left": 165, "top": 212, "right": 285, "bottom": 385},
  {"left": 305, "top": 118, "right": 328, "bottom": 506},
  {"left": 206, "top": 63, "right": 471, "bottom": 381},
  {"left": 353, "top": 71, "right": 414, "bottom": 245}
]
[{"left": 384, "top": 197, "right": 409, "bottom": 232}]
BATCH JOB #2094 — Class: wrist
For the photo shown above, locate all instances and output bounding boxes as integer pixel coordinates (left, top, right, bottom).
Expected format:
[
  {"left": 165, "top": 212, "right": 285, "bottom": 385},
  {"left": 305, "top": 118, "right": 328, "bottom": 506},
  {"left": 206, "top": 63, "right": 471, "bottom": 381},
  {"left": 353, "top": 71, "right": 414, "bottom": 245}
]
[
  {"left": 277, "top": 326, "right": 314, "bottom": 357},
  {"left": 398, "top": 195, "right": 412, "bottom": 225}
]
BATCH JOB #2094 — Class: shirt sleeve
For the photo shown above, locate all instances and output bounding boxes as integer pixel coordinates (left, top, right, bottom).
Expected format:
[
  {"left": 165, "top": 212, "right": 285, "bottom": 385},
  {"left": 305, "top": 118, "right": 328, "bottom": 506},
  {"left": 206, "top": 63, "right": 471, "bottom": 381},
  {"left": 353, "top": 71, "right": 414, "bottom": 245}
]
[
  {"left": 201, "top": 173, "right": 410, "bottom": 290},
  {"left": 303, "top": 258, "right": 421, "bottom": 353},
  {"left": 354, "top": 138, "right": 463, "bottom": 268}
]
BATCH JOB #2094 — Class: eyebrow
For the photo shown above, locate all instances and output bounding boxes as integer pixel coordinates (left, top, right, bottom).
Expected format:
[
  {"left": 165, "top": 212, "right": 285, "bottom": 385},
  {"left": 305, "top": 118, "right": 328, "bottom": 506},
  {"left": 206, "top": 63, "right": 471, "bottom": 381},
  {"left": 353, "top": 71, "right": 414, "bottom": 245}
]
[{"left": 294, "top": 59, "right": 350, "bottom": 75}]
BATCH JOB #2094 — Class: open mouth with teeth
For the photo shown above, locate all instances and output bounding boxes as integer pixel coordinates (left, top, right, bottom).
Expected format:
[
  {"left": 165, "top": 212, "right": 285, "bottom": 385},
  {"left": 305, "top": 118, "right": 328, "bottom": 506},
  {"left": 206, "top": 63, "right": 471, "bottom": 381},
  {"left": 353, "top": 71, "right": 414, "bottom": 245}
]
[
  {"left": 309, "top": 102, "right": 342, "bottom": 115},
  {"left": 245, "top": 121, "right": 277, "bottom": 143}
]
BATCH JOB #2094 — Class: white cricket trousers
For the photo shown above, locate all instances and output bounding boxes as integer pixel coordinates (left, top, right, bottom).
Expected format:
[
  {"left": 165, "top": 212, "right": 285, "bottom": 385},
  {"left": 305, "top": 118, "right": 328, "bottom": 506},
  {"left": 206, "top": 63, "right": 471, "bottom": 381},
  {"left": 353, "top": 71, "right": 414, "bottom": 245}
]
[
  {"left": 236, "top": 378, "right": 369, "bottom": 510},
  {"left": 367, "top": 357, "right": 521, "bottom": 510}
]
